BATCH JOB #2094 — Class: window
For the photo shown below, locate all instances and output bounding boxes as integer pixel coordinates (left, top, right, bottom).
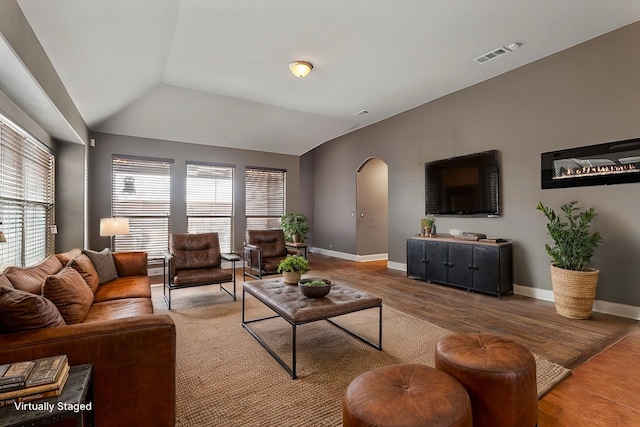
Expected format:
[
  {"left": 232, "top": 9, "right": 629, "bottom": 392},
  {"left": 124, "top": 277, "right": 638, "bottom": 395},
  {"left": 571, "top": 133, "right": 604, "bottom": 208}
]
[
  {"left": 186, "top": 162, "right": 234, "bottom": 252},
  {"left": 0, "top": 117, "right": 55, "bottom": 269},
  {"left": 245, "top": 167, "right": 286, "bottom": 230},
  {"left": 111, "top": 155, "right": 172, "bottom": 259}
]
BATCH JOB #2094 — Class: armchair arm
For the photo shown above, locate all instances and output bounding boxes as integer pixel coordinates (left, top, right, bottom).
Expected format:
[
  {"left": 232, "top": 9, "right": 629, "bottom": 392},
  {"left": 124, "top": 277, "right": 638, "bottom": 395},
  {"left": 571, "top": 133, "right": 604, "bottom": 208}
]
[
  {"left": 243, "top": 243, "right": 261, "bottom": 252},
  {"left": 221, "top": 253, "right": 241, "bottom": 262}
]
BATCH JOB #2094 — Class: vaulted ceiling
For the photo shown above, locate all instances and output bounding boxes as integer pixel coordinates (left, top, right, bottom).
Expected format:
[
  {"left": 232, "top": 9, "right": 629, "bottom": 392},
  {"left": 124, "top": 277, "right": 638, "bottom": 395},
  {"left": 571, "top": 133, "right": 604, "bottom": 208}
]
[{"left": 3, "top": 1, "right": 640, "bottom": 155}]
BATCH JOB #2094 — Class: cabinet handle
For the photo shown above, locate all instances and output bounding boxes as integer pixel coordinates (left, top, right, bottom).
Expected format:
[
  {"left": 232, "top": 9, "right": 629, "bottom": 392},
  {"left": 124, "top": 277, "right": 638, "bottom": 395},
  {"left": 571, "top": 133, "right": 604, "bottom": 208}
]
[{"left": 468, "top": 264, "right": 473, "bottom": 269}]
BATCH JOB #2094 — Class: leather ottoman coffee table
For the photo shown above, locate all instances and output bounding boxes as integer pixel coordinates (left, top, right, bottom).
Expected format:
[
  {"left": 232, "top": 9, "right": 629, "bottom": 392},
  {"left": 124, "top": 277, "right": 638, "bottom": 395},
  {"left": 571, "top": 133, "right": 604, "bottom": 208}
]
[{"left": 242, "top": 278, "right": 382, "bottom": 379}]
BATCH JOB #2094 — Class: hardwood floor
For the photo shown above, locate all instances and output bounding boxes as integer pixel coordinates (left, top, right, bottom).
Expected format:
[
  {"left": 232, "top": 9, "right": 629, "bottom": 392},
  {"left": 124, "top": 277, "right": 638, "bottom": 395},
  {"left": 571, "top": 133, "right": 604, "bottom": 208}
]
[
  {"left": 288, "top": 253, "right": 640, "bottom": 426},
  {"left": 156, "top": 252, "right": 640, "bottom": 425}
]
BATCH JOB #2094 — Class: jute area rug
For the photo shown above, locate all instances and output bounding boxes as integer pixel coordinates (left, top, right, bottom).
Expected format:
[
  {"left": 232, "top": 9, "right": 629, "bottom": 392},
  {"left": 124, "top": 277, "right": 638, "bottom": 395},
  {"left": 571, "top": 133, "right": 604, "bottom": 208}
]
[{"left": 152, "top": 286, "right": 570, "bottom": 427}]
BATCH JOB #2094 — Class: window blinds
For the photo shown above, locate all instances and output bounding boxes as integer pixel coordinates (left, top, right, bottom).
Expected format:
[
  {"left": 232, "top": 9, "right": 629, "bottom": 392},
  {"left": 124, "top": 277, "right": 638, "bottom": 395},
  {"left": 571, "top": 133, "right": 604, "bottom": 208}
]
[
  {"left": 186, "top": 162, "right": 234, "bottom": 252},
  {"left": 0, "top": 119, "right": 55, "bottom": 269},
  {"left": 111, "top": 155, "right": 171, "bottom": 258},
  {"left": 245, "top": 167, "right": 286, "bottom": 230}
]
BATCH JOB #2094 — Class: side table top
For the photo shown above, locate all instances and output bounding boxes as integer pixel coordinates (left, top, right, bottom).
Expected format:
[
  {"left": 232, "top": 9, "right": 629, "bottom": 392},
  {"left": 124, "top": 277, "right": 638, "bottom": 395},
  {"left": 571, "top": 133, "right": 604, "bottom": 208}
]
[{"left": 0, "top": 364, "right": 92, "bottom": 426}]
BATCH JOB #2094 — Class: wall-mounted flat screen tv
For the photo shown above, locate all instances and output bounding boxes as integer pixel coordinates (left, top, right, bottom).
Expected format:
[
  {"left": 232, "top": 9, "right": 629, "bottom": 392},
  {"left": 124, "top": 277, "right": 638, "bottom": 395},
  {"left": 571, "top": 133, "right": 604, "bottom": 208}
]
[{"left": 425, "top": 150, "right": 500, "bottom": 216}]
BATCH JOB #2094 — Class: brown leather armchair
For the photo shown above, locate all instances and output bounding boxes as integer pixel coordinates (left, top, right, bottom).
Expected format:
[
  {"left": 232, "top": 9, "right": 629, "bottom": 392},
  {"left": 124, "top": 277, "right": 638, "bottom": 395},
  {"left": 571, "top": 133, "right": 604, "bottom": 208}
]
[
  {"left": 164, "top": 232, "right": 239, "bottom": 309},
  {"left": 243, "top": 229, "right": 293, "bottom": 280}
]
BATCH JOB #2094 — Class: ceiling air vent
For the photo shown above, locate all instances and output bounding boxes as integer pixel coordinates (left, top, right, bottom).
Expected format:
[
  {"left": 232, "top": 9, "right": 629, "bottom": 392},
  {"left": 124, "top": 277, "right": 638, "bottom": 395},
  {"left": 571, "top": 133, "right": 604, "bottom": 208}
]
[
  {"left": 474, "top": 46, "right": 512, "bottom": 64},
  {"left": 353, "top": 110, "right": 369, "bottom": 117}
]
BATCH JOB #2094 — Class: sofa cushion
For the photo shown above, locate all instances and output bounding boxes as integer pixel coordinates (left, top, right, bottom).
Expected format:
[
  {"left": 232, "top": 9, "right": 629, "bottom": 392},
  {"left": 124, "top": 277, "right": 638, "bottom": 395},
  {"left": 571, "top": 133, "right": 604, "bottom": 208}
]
[
  {"left": 55, "top": 248, "right": 83, "bottom": 265},
  {"left": 3, "top": 256, "right": 63, "bottom": 295},
  {"left": 82, "top": 248, "right": 118, "bottom": 284},
  {"left": 0, "top": 275, "right": 13, "bottom": 289},
  {"left": 84, "top": 298, "right": 154, "bottom": 322},
  {"left": 93, "top": 276, "right": 152, "bottom": 303},
  {"left": 69, "top": 254, "right": 100, "bottom": 294},
  {"left": 0, "top": 286, "right": 66, "bottom": 333},
  {"left": 42, "top": 267, "right": 94, "bottom": 324}
]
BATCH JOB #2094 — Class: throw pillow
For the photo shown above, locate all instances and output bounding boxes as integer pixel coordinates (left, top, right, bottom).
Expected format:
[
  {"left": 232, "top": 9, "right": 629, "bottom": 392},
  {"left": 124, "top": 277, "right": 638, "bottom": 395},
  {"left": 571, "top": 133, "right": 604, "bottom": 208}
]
[
  {"left": 0, "top": 286, "right": 66, "bottom": 334},
  {"left": 55, "top": 248, "right": 83, "bottom": 265},
  {"left": 82, "top": 248, "right": 118, "bottom": 284},
  {"left": 3, "top": 256, "right": 63, "bottom": 295},
  {"left": 69, "top": 254, "right": 100, "bottom": 294},
  {"left": 42, "top": 268, "right": 94, "bottom": 325}
]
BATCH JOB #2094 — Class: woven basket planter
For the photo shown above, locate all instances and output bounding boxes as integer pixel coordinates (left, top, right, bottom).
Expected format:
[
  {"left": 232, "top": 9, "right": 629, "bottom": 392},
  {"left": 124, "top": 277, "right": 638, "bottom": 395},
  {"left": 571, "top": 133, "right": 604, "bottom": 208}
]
[
  {"left": 550, "top": 264, "right": 599, "bottom": 319},
  {"left": 282, "top": 271, "right": 301, "bottom": 284}
]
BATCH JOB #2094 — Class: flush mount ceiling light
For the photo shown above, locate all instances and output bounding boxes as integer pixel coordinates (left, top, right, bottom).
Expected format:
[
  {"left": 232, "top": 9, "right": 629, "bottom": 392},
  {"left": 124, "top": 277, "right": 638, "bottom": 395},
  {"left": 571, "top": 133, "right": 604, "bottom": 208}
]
[{"left": 289, "top": 61, "right": 313, "bottom": 78}]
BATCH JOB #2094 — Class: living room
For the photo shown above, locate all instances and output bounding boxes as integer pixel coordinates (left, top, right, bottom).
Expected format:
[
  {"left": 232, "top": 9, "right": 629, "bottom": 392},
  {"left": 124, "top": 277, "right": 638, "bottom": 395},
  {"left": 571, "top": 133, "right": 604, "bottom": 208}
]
[{"left": 1, "top": 1, "right": 640, "bottom": 426}]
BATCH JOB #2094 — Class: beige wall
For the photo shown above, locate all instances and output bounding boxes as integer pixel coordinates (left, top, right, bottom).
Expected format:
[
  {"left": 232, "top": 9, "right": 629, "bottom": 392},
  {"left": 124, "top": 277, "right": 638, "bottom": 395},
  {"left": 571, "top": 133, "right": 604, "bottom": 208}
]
[{"left": 309, "top": 21, "right": 640, "bottom": 308}]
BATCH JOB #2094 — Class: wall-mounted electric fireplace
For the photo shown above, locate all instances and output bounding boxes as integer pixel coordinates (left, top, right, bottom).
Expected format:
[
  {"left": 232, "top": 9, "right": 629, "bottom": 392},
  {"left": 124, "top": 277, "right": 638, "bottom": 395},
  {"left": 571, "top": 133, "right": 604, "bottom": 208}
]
[{"left": 541, "top": 137, "right": 640, "bottom": 189}]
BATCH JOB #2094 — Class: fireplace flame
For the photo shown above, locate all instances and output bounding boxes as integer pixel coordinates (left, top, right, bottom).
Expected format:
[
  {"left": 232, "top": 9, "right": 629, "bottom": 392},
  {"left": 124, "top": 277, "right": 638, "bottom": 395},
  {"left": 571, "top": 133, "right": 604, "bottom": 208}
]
[{"left": 556, "top": 163, "right": 638, "bottom": 179}]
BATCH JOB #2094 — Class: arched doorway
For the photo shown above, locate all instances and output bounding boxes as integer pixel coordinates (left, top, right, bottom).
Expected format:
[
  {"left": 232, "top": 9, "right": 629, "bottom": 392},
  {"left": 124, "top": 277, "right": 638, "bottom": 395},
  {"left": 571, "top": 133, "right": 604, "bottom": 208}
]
[{"left": 356, "top": 158, "right": 388, "bottom": 260}]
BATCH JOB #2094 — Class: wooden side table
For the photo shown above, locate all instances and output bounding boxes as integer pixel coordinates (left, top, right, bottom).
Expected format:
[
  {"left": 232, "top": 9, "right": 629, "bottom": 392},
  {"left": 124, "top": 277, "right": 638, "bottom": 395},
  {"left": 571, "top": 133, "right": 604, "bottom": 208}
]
[
  {"left": 0, "top": 364, "right": 94, "bottom": 427},
  {"left": 285, "top": 242, "right": 308, "bottom": 259}
]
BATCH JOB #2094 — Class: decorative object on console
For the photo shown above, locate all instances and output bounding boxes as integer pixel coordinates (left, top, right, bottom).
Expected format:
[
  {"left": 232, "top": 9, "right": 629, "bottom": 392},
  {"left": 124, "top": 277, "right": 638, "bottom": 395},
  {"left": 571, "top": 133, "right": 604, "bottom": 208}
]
[
  {"left": 298, "top": 278, "right": 331, "bottom": 298},
  {"left": 421, "top": 218, "right": 436, "bottom": 237},
  {"left": 280, "top": 212, "right": 310, "bottom": 243},
  {"left": 277, "top": 255, "right": 310, "bottom": 284},
  {"left": 537, "top": 201, "right": 603, "bottom": 319}
]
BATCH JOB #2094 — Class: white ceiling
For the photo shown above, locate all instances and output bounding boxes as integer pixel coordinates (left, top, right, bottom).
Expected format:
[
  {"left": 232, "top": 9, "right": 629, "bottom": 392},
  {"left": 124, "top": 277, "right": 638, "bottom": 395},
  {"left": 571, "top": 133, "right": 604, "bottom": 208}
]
[{"left": 6, "top": 0, "right": 640, "bottom": 155}]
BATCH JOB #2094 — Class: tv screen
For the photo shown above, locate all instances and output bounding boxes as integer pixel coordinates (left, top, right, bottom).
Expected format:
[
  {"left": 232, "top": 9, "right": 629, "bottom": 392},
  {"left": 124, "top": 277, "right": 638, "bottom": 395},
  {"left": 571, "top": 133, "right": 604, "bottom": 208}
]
[{"left": 425, "top": 150, "right": 500, "bottom": 216}]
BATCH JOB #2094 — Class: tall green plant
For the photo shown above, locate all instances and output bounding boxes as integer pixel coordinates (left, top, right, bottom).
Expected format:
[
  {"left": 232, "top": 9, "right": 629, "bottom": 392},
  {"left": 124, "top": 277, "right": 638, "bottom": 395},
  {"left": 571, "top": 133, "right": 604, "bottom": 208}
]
[{"left": 537, "top": 201, "right": 603, "bottom": 271}]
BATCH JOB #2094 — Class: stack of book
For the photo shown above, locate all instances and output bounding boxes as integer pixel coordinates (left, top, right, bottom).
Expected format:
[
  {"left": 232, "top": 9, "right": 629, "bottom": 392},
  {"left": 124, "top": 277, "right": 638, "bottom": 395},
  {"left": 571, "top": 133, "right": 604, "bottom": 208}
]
[{"left": 0, "top": 355, "right": 69, "bottom": 407}]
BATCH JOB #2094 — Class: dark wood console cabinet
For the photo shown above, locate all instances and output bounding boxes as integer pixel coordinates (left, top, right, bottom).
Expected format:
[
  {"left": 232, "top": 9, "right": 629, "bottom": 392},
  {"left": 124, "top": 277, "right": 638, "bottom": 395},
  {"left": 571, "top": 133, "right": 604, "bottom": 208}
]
[{"left": 407, "top": 236, "right": 513, "bottom": 297}]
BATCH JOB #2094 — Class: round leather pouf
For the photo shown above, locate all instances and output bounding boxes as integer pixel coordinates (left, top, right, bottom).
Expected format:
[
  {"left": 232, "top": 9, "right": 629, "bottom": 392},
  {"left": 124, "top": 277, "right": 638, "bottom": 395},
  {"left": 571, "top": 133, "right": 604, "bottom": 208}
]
[
  {"left": 343, "top": 364, "right": 472, "bottom": 427},
  {"left": 435, "top": 333, "right": 538, "bottom": 427}
]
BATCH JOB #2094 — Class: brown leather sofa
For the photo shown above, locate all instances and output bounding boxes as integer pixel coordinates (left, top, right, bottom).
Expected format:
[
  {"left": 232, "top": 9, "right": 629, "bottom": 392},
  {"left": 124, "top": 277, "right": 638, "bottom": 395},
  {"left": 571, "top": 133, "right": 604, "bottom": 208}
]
[
  {"left": 0, "top": 249, "right": 175, "bottom": 427},
  {"left": 243, "top": 229, "right": 294, "bottom": 279}
]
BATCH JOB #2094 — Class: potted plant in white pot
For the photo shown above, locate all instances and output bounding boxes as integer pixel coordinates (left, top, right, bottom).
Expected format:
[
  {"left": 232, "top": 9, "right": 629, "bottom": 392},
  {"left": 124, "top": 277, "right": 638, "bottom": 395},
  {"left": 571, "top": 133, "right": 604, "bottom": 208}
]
[
  {"left": 277, "top": 255, "right": 310, "bottom": 284},
  {"left": 280, "top": 212, "right": 310, "bottom": 243},
  {"left": 537, "top": 201, "right": 603, "bottom": 319}
]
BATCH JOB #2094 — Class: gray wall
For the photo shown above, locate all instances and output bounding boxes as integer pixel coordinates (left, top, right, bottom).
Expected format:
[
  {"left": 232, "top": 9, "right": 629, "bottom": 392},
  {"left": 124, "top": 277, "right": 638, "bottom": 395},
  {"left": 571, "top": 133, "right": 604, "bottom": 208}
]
[
  {"left": 88, "top": 132, "right": 301, "bottom": 253},
  {"left": 55, "top": 141, "right": 86, "bottom": 251},
  {"left": 308, "top": 21, "right": 640, "bottom": 307}
]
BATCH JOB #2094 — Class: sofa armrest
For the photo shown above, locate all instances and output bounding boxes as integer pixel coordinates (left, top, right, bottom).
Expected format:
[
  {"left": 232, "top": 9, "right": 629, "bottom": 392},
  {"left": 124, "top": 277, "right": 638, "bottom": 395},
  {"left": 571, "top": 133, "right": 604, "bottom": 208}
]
[
  {"left": 112, "top": 251, "right": 148, "bottom": 277},
  {"left": 0, "top": 315, "right": 176, "bottom": 427}
]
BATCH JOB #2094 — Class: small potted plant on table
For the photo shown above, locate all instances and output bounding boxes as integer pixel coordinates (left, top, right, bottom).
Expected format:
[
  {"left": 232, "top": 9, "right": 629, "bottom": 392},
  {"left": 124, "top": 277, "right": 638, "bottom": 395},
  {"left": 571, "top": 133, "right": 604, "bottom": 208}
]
[
  {"left": 277, "top": 255, "right": 310, "bottom": 284},
  {"left": 421, "top": 218, "right": 436, "bottom": 237}
]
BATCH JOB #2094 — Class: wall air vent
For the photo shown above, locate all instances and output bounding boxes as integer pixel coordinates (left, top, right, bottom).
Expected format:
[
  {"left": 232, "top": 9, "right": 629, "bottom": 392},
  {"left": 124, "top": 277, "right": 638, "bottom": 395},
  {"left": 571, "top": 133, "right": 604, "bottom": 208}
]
[{"left": 474, "top": 46, "right": 512, "bottom": 64}]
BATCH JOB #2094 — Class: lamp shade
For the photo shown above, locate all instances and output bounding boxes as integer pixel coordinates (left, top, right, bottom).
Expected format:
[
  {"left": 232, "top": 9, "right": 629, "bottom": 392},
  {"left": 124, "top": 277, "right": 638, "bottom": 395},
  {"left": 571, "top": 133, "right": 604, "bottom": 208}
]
[
  {"left": 0, "top": 231, "right": 6, "bottom": 243},
  {"left": 289, "top": 61, "right": 313, "bottom": 78},
  {"left": 100, "top": 218, "right": 130, "bottom": 236}
]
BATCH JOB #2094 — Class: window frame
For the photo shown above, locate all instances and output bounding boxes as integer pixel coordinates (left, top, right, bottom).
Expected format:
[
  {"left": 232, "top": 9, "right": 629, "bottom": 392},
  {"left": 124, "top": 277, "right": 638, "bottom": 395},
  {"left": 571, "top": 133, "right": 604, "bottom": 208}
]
[
  {"left": 186, "top": 161, "right": 235, "bottom": 253},
  {"left": 245, "top": 166, "right": 286, "bottom": 231}
]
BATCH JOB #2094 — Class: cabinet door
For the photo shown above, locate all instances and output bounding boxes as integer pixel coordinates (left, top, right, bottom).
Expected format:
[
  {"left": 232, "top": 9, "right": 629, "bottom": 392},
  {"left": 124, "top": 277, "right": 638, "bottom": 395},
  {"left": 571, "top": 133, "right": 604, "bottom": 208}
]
[
  {"left": 472, "top": 246, "right": 500, "bottom": 294},
  {"left": 447, "top": 243, "right": 473, "bottom": 288},
  {"left": 425, "top": 241, "right": 448, "bottom": 283},
  {"left": 406, "top": 239, "right": 426, "bottom": 279}
]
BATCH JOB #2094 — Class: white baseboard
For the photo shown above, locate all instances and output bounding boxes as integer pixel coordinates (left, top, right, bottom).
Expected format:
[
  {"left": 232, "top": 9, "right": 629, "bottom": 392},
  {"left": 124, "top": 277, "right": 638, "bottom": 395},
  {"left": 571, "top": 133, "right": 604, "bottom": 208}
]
[
  {"left": 309, "top": 247, "right": 356, "bottom": 261},
  {"left": 388, "top": 261, "right": 406, "bottom": 271},
  {"left": 356, "top": 253, "right": 388, "bottom": 262}
]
